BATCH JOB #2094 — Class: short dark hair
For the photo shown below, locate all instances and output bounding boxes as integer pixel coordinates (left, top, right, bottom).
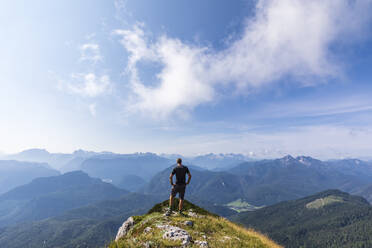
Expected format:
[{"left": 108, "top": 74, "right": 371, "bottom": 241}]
[{"left": 177, "top": 158, "right": 182, "bottom": 164}]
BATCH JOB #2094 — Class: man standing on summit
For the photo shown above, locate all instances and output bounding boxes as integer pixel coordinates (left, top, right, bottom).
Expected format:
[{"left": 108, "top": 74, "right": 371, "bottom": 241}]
[{"left": 166, "top": 158, "right": 191, "bottom": 216}]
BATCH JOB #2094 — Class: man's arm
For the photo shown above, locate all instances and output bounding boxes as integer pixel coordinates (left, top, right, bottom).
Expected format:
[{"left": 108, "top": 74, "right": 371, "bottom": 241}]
[
  {"left": 169, "top": 173, "right": 175, "bottom": 186},
  {"left": 186, "top": 172, "right": 192, "bottom": 185}
]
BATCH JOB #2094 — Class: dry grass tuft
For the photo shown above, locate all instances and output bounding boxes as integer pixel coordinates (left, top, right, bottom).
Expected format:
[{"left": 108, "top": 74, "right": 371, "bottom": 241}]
[{"left": 217, "top": 217, "right": 283, "bottom": 248}]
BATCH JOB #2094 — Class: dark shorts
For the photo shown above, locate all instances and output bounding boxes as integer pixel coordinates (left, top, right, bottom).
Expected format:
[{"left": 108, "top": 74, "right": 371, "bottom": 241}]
[{"left": 171, "top": 184, "right": 186, "bottom": 200}]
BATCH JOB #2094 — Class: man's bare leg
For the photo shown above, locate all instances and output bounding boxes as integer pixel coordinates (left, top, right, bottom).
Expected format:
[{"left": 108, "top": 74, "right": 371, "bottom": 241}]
[
  {"left": 179, "top": 199, "right": 183, "bottom": 212},
  {"left": 169, "top": 195, "right": 174, "bottom": 209},
  {"left": 165, "top": 195, "right": 174, "bottom": 216}
]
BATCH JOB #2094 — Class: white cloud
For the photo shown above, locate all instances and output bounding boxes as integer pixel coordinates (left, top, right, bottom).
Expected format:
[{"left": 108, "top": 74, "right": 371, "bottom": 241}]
[
  {"left": 89, "top": 103, "right": 97, "bottom": 116},
  {"left": 115, "top": 0, "right": 371, "bottom": 118},
  {"left": 67, "top": 73, "right": 111, "bottom": 97},
  {"left": 79, "top": 43, "right": 103, "bottom": 63}
]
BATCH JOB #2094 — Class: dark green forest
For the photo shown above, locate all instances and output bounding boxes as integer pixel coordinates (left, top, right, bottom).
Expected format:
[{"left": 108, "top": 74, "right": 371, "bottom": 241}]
[{"left": 231, "top": 190, "right": 372, "bottom": 248}]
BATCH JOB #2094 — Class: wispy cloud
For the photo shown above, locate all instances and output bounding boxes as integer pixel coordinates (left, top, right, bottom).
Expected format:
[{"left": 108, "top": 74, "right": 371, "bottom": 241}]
[
  {"left": 114, "top": 0, "right": 132, "bottom": 24},
  {"left": 89, "top": 103, "right": 97, "bottom": 116},
  {"left": 79, "top": 43, "right": 103, "bottom": 64},
  {"left": 57, "top": 40, "right": 107, "bottom": 116},
  {"left": 115, "top": 0, "right": 371, "bottom": 118},
  {"left": 256, "top": 93, "right": 372, "bottom": 120},
  {"left": 67, "top": 73, "right": 111, "bottom": 97}
]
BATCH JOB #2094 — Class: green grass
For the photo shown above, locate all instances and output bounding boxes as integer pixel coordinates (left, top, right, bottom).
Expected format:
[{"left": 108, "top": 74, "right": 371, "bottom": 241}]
[
  {"left": 306, "top": 195, "right": 344, "bottom": 209},
  {"left": 225, "top": 199, "right": 264, "bottom": 212},
  {"left": 110, "top": 199, "right": 281, "bottom": 248},
  {"left": 147, "top": 198, "right": 217, "bottom": 217}
]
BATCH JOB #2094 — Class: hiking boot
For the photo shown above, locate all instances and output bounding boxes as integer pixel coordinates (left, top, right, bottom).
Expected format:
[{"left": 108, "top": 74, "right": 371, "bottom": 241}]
[
  {"left": 165, "top": 208, "right": 172, "bottom": 216},
  {"left": 178, "top": 210, "right": 186, "bottom": 216}
]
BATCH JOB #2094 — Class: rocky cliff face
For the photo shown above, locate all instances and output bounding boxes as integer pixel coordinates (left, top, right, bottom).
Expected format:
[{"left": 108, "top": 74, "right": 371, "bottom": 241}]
[{"left": 110, "top": 199, "right": 281, "bottom": 248}]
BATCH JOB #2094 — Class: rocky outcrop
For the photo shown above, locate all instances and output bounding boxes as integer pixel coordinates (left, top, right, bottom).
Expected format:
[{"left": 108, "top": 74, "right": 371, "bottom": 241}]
[
  {"left": 156, "top": 224, "right": 192, "bottom": 245},
  {"left": 115, "top": 216, "right": 135, "bottom": 241},
  {"left": 194, "top": 240, "right": 209, "bottom": 247}
]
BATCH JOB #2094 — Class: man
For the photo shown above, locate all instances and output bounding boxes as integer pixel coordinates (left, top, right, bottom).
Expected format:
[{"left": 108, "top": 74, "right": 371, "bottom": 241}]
[{"left": 166, "top": 158, "right": 191, "bottom": 216}]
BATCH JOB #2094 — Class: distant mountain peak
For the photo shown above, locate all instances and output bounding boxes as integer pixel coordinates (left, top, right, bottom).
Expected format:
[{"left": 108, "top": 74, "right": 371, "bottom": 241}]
[
  {"left": 296, "top": 156, "right": 318, "bottom": 166},
  {"left": 296, "top": 155, "right": 312, "bottom": 160},
  {"left": 133, "top": 152, "right": 158, "bottom": 156},
  {"left": 195, "top": 153, "right": 247, "bottom": 159},
  {"left": 278, "top": 155, "right": 321, "bottom": 166},
  {"left": 283, "top": 154, "right": 294, "bottom": 159},
  {"left": 73, "top": 149, "right": 92, "bottom": 156},
  {"left": 62, "top": 170, "right": 89, "bottom": 177},
  {"left": 279, "top": 155, "right": 296, "bottom": 164},
  {"left": 343, "top": 158, "right": 363, "bottom": 165},
  {"left": 18, "top": 148, "right": 50, "bottom": 155}
]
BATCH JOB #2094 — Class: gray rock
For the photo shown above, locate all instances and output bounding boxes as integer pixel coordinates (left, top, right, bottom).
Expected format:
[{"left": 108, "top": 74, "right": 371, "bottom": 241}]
[
  {"left": 144, "top": 226, "right": 152, "bottom": 233},
  {"left": 188, "top": 211, "right": 198, "bottom": 218},
  {"left": 163, "top": 208, "right": 176, "bottom": 217},
  {"left": 195, "top": 240, "right": 209, "bottom": 247},
  {"left": 184, "top": 220, "right": 193, "bottom": 226},
  {"left": 115, "top": 216, "right": 135, "bottom": 241},
  {"left": 156, "top": 224, "right": 192, "bottom": 245}
]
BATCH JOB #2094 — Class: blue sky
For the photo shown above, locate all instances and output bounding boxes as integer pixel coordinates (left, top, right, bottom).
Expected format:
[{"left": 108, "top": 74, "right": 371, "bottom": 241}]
[{"left": 1, "top": 0, "right": 372, "bottom": 159}]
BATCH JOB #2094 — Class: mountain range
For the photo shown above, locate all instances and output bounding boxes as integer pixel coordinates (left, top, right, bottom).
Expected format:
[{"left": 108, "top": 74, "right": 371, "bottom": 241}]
[
  {"left": 0, "top": 160, "right": 59, "bottom": 195},
  {"left": 2, "top": 152, "right": 372, "bottom": 206},
  {"left": 1, "top": 152, "right": 372, "bottom": 247},
  {"left": 0, "top": 170, "right": 235, "bottom": 247},
  {"left": 3, "top": 149, "right": 252, "bottom": 170},
  {"left": 80, "top": 153, "right": 173, "bottom": 184},
  {"left": 144, "top": 155, "right": 372, "bottom": 206},
  {"left": 0, "top": 192, "right": 161, "bottom": 248},
  {"left": 187, "top": 153, "right": 251, "bottom": 170},
  {"left": 2, "top": 148, "right": 106, "bottom": 171},
  {"left": 228, "top": 155, "right": 372, "bottom": 205},
  {"left": 0, "top": 171, "right": 128, "bottom": 227}
]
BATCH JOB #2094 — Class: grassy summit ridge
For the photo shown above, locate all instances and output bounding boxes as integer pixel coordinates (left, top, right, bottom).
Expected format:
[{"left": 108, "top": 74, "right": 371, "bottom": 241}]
[{"left": 110, "top": 199, "right": 281, "bottom": 248}]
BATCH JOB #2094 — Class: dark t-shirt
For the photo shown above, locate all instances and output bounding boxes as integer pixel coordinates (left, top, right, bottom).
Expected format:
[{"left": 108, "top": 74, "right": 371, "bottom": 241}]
[{"left": 171, "top": 165, "right": 190, "bottom": 185}]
